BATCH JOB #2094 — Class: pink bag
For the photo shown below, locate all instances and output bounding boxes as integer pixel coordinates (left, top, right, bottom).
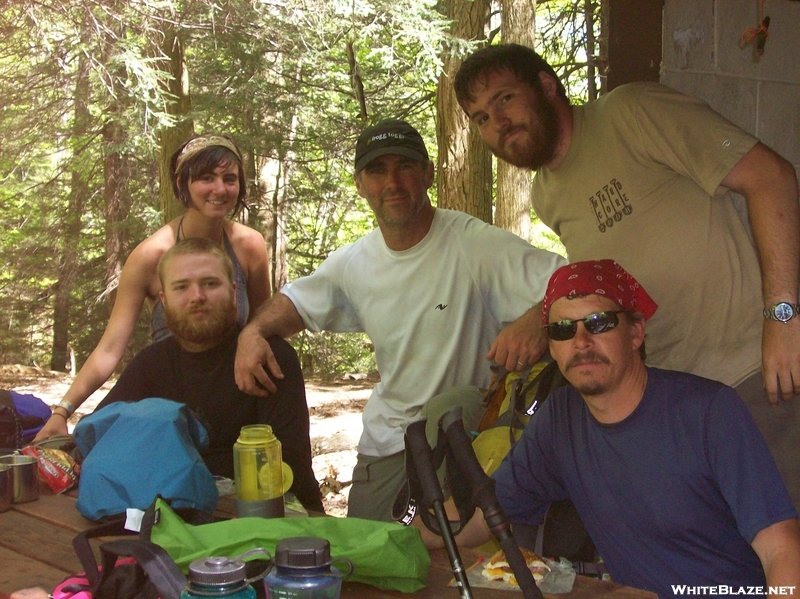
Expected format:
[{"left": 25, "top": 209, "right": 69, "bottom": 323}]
[{"left": 51, "top": 558, "right": 139, "bottom": 599}]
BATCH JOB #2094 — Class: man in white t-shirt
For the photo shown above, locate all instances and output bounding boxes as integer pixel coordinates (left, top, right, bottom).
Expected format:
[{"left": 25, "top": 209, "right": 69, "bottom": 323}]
[{"left": 234, "top": 119, "right": 565, "bottom": 521}]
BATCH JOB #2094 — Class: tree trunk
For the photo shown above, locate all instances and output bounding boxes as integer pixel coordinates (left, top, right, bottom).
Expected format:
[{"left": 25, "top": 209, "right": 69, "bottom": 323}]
[
  {"left": 261, "top": 59, "right": 302, "bottom": 293},
  {"left": 51, "top": 53, "right": 90, "bottom": 372},
  {"left": 262, "top": 107, "right": 297, "bottom": 293},
  {"left": 436, "top": 0, "right": 492, "bottom": 222},
  {"left": 102, "top": 119, "right": 132, "bottom": 315},
  {"left": 101, "top": 22, "right": 133, "bottom": 315},
  {"left": 159, "top": 27, "right": 194, "bottom": 224},
  {"left": 495, "top": 0, "right": 536, "bottom": 240}
]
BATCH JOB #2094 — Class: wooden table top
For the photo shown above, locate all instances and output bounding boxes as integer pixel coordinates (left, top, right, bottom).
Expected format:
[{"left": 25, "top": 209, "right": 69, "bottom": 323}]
[{"left": 0, "top": 486, "right": 656, "bottom": 599}]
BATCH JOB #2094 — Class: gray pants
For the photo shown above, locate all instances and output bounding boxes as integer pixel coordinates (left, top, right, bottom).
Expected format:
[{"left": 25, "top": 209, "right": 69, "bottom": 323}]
[
  {"left": 347, "top": 386, "right": 486, "bottom": 522},
  {"left": 734, "top": 372, "right": 800, "bottom": 514}
]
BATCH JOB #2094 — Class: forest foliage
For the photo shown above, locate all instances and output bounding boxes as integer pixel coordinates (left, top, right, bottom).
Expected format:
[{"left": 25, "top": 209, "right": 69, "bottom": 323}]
[{"left": 0, "top": 0, "right": 604, "bottom": 377}]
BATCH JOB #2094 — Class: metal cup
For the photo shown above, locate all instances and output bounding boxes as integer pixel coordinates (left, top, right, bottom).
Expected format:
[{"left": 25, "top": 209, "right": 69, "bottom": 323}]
[
  {"left": 0, "top": 464, "right": 12, "bottom": 512},
  {"left": 0, "top": 454, "right": 39, "bottom": 503}
]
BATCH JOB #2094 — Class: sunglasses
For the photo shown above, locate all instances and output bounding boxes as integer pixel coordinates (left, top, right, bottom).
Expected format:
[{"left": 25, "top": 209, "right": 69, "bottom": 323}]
[{"left": 544, "top": 310, "right": 627, "bottom": 341}]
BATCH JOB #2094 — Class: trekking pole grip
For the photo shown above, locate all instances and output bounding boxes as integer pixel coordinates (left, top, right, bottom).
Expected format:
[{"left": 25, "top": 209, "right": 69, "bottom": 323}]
[{"left": 441, "top": 407, "right": 544, "bottom": 599}]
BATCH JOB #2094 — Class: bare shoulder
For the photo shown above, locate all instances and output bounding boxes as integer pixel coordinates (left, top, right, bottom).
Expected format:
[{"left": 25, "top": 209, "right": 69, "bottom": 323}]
[
  {"left": 122, "top": 223, "right": 178, "bottom": 288},
  {"left": 229, "top": 222, "right": 268, "bottom": 259},
  {"left": 131, "top": 224, "right": 176, "bottom": 264}
]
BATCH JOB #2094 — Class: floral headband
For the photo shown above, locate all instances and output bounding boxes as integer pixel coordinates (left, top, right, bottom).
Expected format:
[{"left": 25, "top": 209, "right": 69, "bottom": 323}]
[{"left": 175, "top": 135, "right": 242, "bottom": 174}]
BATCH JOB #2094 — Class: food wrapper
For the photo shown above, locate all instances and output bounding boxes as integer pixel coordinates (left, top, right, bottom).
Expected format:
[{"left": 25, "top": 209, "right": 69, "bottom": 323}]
[
  {"left": 450, "top": 555, "right": 576, "bottom": 594},
  {"left": 20, "top": 446, "right": 80, "bottom": 494}
]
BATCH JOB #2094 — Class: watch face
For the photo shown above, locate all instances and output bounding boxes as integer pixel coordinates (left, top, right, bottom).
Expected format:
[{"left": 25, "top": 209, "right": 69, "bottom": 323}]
[{"left": 774, "top": 302, "right": 795, "bottom": 322}]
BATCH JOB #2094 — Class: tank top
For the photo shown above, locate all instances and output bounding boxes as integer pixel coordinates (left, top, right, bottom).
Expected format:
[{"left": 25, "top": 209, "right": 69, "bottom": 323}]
[{"left": 150, "top": 223, "right": 250, "bottom": 342}]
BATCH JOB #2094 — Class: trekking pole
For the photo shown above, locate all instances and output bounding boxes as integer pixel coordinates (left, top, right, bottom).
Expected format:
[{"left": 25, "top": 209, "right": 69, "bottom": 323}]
[
  {"left": 405, "top": 420, "right": 474, "bottom": 599},
  {"left": 441, "top": 407, "right": 544, "bottom": 599}
]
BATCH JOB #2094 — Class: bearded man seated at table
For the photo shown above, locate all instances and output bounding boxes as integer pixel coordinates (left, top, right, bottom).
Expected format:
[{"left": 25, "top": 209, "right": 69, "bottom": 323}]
[{"left": 92, "top": 238, "right": 324, "bottom": 513}]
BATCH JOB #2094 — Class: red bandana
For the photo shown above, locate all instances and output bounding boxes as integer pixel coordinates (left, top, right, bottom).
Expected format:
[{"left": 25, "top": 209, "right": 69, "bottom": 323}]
[{"left": 542, "top": 260, "right": 658, "bottom": 325}]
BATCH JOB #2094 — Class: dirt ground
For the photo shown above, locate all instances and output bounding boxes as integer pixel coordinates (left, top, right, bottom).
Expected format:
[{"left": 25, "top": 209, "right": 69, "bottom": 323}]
[{"left": 0, "top": 364, "right": 369, "bottom": 517}]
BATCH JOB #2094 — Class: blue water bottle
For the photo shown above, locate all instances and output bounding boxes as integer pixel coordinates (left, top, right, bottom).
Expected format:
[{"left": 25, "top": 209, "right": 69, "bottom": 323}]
[
  {"left": 264, "top": 537, "right": 353, "bottom": 599},
  {"left": 182, "top": 549, "right": 271, "bottom": 599}
]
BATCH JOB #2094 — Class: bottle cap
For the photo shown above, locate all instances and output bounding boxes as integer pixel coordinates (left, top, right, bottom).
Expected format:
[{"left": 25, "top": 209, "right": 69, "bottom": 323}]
[
  {"left": 188, "top": 556, "right": 247, "bottom": 587},
  {"left": 275, "top": 537, "right": 333, "bottom": 569}
]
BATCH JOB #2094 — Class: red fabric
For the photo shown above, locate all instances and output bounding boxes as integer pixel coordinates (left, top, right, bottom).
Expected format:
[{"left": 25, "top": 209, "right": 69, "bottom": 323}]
[{"left": 542, "top": 260, "right": 658, "bottom": 324}]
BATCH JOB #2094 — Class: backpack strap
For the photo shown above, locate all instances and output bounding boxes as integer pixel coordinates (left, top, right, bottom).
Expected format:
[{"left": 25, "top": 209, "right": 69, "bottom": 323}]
[
  {"left": 70, "top": 512, "right": 186, "bottom": 599},
  {"left": 477, "top": 366, "right": 510, "bottom": 432},
  {"left": 95, "top": 539, "right": 186, "bottom": 599},
  {"left": 507, "top": 357, "right": 566, "bottom": 447},
  {"left": 72, "top": 516, "right": 135, "bottom": 587}
]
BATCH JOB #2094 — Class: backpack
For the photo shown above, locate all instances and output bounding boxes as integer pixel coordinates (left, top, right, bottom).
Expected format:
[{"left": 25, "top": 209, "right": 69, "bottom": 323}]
[
  {"left": 472, "top": 358, "right": 566, "bottom": 476},
  {"left": 0, "top": 389, "right": 52, "bottom": 450},
  {"left": 471, "top": 356, "right": 604, "bottom": 571},
  {"left": 52, "top": 509, "right": 187, "bottom": 599}
]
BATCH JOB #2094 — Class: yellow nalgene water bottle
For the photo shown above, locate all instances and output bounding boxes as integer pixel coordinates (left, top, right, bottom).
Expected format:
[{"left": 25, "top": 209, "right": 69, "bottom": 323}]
[{"left": 233, "top": 424, "right": 285, "bottom": 517}]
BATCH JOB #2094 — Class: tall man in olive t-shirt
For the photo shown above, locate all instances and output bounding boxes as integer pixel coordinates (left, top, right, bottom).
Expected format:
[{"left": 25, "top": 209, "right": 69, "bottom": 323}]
[{"left": 454, "top": 43, "right": 800, "bottom": 511}]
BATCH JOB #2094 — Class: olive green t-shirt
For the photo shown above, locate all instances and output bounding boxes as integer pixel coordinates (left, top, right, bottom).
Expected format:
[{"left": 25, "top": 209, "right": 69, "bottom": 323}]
[{"left": 532, "top": 82, "right": 761, "bottom": 387}]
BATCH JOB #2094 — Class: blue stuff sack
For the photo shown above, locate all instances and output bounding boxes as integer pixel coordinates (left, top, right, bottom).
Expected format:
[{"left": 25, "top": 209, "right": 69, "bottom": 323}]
[
  {"left": 0, "top": 389, "right": 52, "bottom": 448},
  {"left": 74, "top": 397, "right": 219, "bottom": 520}
]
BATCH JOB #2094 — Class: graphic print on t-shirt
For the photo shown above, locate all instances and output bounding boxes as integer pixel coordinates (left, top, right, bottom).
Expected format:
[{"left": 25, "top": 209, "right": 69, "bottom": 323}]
[{"left": 589, "top": 178, "right": 633, "bottom": 232}]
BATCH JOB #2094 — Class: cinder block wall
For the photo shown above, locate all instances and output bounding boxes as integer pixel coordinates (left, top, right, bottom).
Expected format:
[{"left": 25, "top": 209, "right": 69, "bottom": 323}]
[{"left": 661, "top": 0, "right": 800, "bottom": 174}]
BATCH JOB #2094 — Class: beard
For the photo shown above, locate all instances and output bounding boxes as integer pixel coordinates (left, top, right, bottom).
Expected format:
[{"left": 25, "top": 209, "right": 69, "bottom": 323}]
[
  {"left": 564, "top": 350, "right": 611, "bottom": 397},
  {"left": 494, "top": 92, "right": 560, "bottom": 171},
  {"left": 372, "top": 191, "right": 427, "bottom": 229},
  {"left": 165, "top": 297, "right": 237, "bottom": 346}
]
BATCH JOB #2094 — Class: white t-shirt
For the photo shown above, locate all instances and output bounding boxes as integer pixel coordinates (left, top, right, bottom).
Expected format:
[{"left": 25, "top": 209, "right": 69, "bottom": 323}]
[{"left": 282, "top": 208, "right": 565, "bottom": 456}]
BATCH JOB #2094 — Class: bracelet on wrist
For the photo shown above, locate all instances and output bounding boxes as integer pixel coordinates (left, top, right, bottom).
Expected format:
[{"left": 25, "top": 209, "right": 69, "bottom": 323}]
[
  {"left": 56, "top": 399, "right": 76, "bottom": 416},
  {"left": 51, "top": 410, "right": 68, "bottom": 420}
]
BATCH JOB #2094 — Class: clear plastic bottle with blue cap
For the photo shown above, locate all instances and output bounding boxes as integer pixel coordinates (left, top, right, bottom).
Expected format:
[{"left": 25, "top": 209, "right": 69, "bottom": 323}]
[{"left": 264, "top": 537, "right": 352, "bottom": 599}]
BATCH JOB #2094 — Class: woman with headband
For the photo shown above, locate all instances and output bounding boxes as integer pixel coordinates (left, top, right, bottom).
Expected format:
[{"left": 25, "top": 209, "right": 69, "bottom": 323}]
[{"left": 34, "top": 134, "right": 270, "bottom": 441}]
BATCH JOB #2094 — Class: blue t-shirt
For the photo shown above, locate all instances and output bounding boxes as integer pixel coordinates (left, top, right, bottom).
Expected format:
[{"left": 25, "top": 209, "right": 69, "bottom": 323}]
[{"left": 493, "top": 368, "right": 796, "bottom": 598}]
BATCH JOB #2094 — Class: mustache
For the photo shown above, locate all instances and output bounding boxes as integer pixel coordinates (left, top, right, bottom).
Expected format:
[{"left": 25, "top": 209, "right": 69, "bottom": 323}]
[
  {"left": 380, "top": 189, "right": 410, "bottom": 202},
  {"left": 565, "top": 351, "right": 610, "bottom": 370},
  {"left": 500, "top": 125, "right": 525, "bottom": 147}
]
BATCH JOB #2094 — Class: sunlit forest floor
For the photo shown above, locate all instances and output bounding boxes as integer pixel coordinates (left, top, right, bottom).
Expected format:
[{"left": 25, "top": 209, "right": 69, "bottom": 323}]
[{"left": 0, "top": 365, "right": 368, "bottom": 517}]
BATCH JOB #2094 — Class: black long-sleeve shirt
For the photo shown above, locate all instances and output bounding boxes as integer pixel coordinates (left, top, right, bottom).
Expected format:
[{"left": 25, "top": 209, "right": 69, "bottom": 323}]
[{"left": 97, "top": 329, "right": 323, "bottom": 512}]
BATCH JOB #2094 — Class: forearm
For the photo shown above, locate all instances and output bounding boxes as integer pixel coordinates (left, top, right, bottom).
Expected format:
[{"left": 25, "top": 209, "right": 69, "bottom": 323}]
[
  {"left": 754, "top": 519, "right": 800, "bottom": 589},
  {"left": 749, "top": 176, "right": 800, "bottom": 304},
  {"left": 60, "top": 347, "right": 126, "bottom": 410},
  {"left": 726, "top": 143, "right": 800, "bottom": 302},
  {"left": 764, "top": 553, "right": 800, "bottom": 590},
  {"left": 247, "top": 292, "right": 306, "bottom": 340},
  {"left": 414, "top": 505, "right": 493, "bottom": 551}
]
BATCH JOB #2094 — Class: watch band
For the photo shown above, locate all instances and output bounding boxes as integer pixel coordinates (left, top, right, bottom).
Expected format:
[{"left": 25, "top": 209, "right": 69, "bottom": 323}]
[
  {"left": 763, "top": 302, "right": 800, "bottom": 322},
  {"left": 56, "top": 399, "right": 76, "bottom": 416}
]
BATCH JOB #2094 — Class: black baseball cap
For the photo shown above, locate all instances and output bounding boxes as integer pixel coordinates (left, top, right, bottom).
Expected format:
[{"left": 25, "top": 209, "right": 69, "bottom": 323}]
[{"left": 354, "top": 119, "right": 429, "bottom": 173}]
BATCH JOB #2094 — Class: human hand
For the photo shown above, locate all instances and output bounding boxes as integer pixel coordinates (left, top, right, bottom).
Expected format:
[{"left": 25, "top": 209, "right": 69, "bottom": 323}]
[
  {"left": 234, "top": 325, "right": 284, "bottom": 396},
  {"left": 761, "top": 319, "right": 800, "bottom": 405},
  {"left": 32, "top": 413, "right": 68, "bottom": 442},
  {"left": 487, "top": 309, "right": 548, "bottom": 372}
]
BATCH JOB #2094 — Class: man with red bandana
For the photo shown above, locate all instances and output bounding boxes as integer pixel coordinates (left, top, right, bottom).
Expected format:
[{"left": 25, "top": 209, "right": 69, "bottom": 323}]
[{"left": 452, "top": 260, "right": 800, "bottom": 597}]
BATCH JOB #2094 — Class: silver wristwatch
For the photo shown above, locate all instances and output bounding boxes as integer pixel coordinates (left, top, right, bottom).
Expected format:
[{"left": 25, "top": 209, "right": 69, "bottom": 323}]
[{"left": 763, "top": 302, "right": 800, "bottom": 323}]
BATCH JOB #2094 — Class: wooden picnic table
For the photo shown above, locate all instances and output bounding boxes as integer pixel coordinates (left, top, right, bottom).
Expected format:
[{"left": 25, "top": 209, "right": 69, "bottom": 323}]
[{"left": 0, "top": 484, "right": 656, "bottom": 599}]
